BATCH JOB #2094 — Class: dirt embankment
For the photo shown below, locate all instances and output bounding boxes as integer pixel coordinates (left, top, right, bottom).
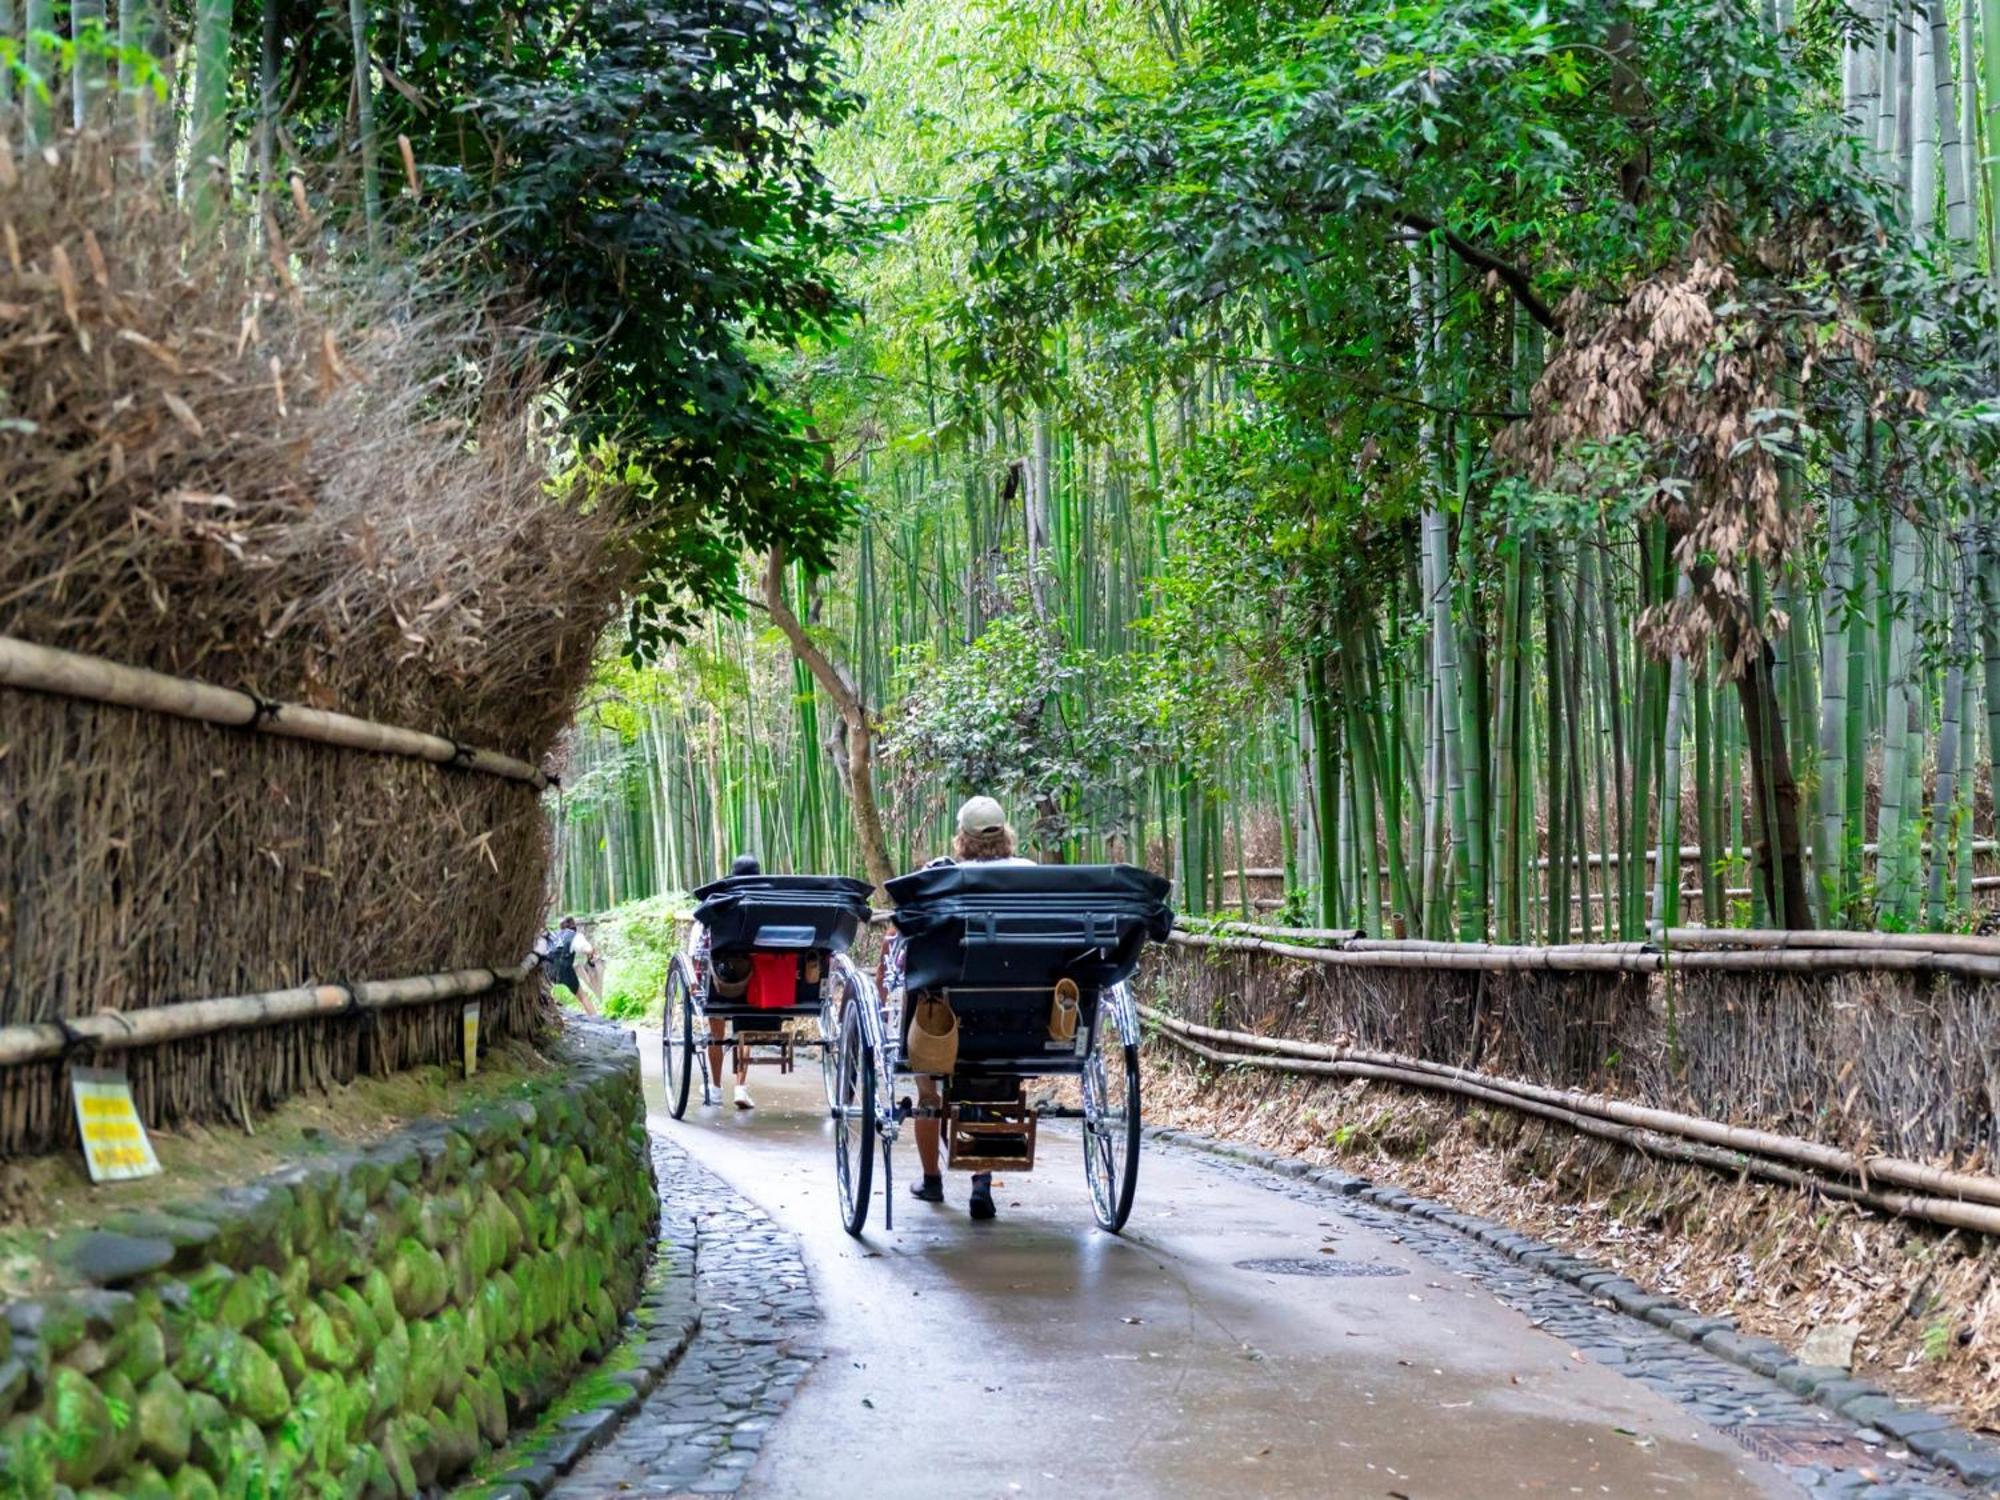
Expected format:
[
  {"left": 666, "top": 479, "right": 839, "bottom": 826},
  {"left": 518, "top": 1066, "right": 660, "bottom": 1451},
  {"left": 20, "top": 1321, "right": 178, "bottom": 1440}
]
[{"left": 1147, "top": 1049, "right": 2000, "bottom": 1430}]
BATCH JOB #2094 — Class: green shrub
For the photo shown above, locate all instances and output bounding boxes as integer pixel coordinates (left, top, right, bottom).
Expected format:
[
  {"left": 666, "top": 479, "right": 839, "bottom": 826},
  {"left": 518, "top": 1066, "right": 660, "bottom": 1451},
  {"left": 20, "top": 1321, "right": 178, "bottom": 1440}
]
[{"left": 592, "top": 895, "right": 689, "bottom": 1021}]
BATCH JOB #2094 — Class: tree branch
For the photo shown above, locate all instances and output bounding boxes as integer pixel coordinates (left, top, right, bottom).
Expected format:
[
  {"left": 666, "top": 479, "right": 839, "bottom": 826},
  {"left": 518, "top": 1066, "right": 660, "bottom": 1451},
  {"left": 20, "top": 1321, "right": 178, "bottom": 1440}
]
[{"left": 1397, "top": 213, "right": 1562, "bottom": 335}]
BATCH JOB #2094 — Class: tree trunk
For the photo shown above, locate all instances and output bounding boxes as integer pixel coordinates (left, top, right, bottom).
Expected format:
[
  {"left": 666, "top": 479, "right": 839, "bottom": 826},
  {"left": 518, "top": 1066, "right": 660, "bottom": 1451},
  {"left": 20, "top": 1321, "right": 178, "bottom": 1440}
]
[
  {"left": 763, "top": 547, "right": 895, "bottom": 890},
  {"left": 1734, "top": 636, "right": 1812, "bottom": 929}
]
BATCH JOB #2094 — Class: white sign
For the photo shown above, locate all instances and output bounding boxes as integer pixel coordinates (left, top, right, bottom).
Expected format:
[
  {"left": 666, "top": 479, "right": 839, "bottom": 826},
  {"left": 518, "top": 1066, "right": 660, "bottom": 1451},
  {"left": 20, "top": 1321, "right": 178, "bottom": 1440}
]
[{"left": 71, "top": 1067, "right": 161, "bottom": 1183}]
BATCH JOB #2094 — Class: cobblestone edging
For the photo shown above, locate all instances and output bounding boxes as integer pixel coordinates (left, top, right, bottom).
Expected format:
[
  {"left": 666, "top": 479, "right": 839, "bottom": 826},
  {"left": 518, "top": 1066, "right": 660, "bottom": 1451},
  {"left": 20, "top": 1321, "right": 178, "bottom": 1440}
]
[
  {"left": 1147, "top": 1125, "right": 1999, "bottom": 1498},
  {"left": 477, "top": 1131, "right": 820, "bottom": 1498}
]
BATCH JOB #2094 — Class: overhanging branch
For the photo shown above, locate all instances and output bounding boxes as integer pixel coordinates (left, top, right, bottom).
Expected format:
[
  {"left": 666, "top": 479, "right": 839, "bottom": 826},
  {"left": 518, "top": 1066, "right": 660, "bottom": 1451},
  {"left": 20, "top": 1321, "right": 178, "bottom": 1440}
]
[{"left": 1398, "top": 213, "right": 1562, "bottom": 335}]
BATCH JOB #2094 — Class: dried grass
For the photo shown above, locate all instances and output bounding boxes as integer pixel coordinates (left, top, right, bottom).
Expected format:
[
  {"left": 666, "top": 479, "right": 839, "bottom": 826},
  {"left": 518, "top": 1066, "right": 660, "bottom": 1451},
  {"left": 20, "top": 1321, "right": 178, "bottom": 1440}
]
[{"left": 0, "top": 138, "right": 634, "bottom": 1153}]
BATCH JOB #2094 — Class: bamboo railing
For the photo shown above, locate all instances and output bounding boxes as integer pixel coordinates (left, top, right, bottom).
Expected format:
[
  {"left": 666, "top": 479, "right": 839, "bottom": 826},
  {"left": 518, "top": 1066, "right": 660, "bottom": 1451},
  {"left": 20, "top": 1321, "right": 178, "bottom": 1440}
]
[
  {"left": 0, "top": 635, "right": 551, "bottom": 788},
  {"left": 1171, "top": 923, "right": 2000, "bottom": 980},
  {"left": 0, "top": 963, "right": 531, "bottom": 1067},
  {"left": 1143, "top": 1007, "right": 2000, "bottom": 1237}
]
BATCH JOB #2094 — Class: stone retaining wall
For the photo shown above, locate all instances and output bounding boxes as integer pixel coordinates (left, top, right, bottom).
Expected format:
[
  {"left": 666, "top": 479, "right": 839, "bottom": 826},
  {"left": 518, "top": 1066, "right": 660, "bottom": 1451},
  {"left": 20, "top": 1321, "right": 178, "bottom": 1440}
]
[{"left": 0, "top": 1018, "right": 658, "bottom": 1499}]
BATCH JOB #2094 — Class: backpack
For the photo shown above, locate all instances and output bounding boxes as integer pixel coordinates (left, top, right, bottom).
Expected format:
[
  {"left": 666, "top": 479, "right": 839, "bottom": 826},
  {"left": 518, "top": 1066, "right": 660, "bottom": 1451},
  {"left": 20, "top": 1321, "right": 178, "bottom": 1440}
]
[{"left": 544, "top": 929, "right": 580, "bottom": 991}]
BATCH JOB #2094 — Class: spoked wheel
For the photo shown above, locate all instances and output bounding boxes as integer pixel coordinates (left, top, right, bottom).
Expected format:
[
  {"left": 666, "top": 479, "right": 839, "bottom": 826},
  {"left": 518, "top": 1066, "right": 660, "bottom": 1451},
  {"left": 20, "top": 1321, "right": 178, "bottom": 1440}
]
[
  {"left": 662, "top": 962, "right": 695, "bottom": 1120},
  {"left": 818, "top": 992, "right": 841, "bottom": 1114},
  {"left": 833, "top": 1002, "right": 876, "bottom": 1237},
  {"left": 1082, "top": 1014, "right": 1142, "bottom": 1233}
]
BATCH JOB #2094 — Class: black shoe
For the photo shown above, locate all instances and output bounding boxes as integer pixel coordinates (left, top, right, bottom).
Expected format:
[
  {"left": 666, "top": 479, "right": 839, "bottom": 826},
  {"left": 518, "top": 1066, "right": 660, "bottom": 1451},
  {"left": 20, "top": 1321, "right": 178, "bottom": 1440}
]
[
  {"left": 968, "top": 1173, "right": 996, "bottom": 1221},
  {"left": 908, "top": 1174, "right": 943, "bottom": 1203}
]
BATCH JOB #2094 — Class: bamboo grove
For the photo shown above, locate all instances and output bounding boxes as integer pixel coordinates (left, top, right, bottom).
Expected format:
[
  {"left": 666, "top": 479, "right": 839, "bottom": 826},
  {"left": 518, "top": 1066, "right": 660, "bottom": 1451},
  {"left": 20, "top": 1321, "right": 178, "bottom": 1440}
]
[{"left": 511, "top": 0, "right": 1994, "bottom": 943}]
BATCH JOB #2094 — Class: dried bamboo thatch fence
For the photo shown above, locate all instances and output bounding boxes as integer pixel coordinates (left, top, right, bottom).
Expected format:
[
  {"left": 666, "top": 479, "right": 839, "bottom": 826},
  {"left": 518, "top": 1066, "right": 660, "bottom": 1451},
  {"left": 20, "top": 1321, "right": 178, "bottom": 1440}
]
[
  {"left": 1151, "top": 924, "right": 2000, "bottom": 1238},
  {"left": 0, "top": 141, "right": 631, "bottom": 1157}
]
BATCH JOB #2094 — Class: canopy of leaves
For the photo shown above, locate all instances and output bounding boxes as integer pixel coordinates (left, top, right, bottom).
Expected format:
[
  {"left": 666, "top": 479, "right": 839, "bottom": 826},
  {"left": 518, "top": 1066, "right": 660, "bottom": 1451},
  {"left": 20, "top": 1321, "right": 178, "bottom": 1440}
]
[{"left": 267, "top": 0, "right": 866, "bottom": 652}]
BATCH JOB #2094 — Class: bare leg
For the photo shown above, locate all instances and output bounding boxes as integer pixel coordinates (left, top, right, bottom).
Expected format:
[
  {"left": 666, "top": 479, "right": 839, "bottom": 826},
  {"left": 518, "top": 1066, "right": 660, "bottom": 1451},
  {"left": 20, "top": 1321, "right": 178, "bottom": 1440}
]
[
  {"left": 915, "top": 1076, "right": 942, "bottom": 1177},
  {"left": 708, "top": 1017, "right": 727, "bottom": 1088}
]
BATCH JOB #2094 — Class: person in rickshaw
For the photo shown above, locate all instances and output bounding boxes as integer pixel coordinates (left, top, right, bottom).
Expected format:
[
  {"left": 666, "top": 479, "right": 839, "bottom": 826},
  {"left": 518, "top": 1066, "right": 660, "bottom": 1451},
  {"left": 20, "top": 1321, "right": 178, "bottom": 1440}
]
[
  {"left": 906, "top": 796, "right": 1032, "bottom": 1221},
  {"left": 708, "top": 853, "right": 763, "bottom": 1109}
]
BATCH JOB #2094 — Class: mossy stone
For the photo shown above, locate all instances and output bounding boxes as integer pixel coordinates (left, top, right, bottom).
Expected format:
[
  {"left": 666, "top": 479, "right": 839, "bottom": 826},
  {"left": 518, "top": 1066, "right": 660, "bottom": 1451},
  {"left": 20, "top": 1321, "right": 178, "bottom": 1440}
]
[
  {"left": 377, "top": 1421, "right": 416, "bottom": 1500},
  {"left": 216, "top": 1268, "right": 275, "bottom": 1333},
  {"left": 210, "top": 1416, "right": 267, "bottom": 1500},
  {"left": 347, "top": 1443, "right": 390, "bottom": 1500},
  {"left": 0, "top": 1412, "right": 58, "bottom": 1496},
  {"left": 98, "top": 1370, "right": 141, "bottom": 1474},
  {"left": 115, "top": 1317, "right": 166, "bottom": 1388},
  {"left": 477, "top": 1274, "right": 517, "bottom": 1349},
  {"left": 208, "top": 1186, "right": 292, "bottom": 1268},
  {"left": 0, "top": 1358, "right": 27, "bottom": 1421},
  {"left": 119, "top": 1462, "right": 176, "bottom": 1500},
  {"left": 385, "top": 1242, "right": 446, "bottom": 1322},
  {"left": 413, "top": 1191, "right": 465, "bottom": 1253},
  {"left": 327, "top": 1288, "right": 377, "bottom": 1354},
  {"left": 44, "top": 1364, "right": 115, "bottom": 1487},
  {"left": 169, "top": 1463, "right": 220, "bottom": 1500},
  {"left": 403, "top": 1322, "right": 440, "bottom": 1417},
  {"left": 13, "top": 1297, "right": 87, "bottom": 1360},
  {"left": 308, "top": 1231, "right": 366, "bottom": 1293},
  {"left": 276, "top": 1369, "right": 344, "bottom": 1478},
  {"left": 358, "top": 1271, "right": 396, "bottom": 1340},
  {"left": 363, "top": 1326, "right": 408, "bottom": 1428},
  {"left": 176, "top": 1268, "right": 237, "bottom": 1327},
  {"left": 253, "top": 1321, "right": 308, "bottom": 1394},
  {"left": 182, "top": 1328, "right": 287, "bottom": 1426},
  {"left": 441, "top": 1242, "right": 473, "bottom": 1310},
  {"left": 136, "top": 1371, "right": 191, "bottom": 1470}
]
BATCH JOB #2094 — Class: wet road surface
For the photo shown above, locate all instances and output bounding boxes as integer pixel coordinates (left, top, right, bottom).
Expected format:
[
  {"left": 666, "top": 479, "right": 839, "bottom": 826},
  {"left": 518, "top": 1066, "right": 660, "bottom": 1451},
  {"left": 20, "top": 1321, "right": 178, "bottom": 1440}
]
[{"left": 619, "top": 1036, "right": 1799, "bottom": 1500}]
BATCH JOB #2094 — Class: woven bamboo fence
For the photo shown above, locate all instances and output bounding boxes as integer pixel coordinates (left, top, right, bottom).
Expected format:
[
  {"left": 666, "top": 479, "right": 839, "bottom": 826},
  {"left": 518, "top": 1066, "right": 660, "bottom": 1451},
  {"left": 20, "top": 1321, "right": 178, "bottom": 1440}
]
[
  {"left": 0, "top": 141, "right": 632, "bottom": 1158},
  {"left": 1149, "top": 924, "right": 2000, "bottom": 1234}
]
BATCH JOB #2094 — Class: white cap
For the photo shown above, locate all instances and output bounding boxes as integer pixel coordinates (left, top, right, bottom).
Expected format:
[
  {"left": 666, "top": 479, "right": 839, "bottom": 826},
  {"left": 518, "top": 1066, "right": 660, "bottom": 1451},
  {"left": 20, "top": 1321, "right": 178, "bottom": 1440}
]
[{"left": 956, "top": 796, "right": 1006, "bottom": 835}]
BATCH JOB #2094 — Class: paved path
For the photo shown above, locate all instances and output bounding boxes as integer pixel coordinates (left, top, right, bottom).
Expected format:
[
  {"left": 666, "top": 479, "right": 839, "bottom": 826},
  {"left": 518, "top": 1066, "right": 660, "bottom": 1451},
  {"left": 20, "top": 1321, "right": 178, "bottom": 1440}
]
[{"left": 554, "top": 1037, "right": 1965, "bottom": 1500}]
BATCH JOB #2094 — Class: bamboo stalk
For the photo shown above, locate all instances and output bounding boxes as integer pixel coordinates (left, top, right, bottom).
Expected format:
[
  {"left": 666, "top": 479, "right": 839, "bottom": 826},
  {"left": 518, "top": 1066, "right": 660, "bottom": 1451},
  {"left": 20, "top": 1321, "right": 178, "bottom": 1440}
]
[{"left": 0, "top": 635, "right": 549, "bottom": 786}]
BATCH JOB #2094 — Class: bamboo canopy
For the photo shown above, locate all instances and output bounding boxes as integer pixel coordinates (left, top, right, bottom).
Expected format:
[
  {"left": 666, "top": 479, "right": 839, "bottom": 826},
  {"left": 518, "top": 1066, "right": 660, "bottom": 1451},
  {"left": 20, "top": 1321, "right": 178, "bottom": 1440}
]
[{"left": 0, "top": 635, "right": 551, "bottom": 788}]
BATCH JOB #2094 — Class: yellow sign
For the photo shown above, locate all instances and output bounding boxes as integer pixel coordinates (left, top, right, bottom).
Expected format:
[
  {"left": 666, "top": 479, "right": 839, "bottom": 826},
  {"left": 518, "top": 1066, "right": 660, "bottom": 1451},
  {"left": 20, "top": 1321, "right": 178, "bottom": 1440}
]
[
  {"left": 71, "top": 1067, "right": 161, "bottom": 1183},
  {"left": 463, "top": 1001, "right": 481, "bottom": 1078}
]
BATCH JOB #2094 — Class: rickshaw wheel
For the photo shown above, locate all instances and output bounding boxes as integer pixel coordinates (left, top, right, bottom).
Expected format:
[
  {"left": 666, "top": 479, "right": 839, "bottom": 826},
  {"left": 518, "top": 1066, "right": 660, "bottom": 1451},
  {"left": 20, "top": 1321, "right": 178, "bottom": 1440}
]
[
  {"left": 834, "top": 1001, "right": 876, "bottom": 1237},
  {"left": 1083, "top": 1019, "right": 1141, "bottom": 1233},
  {"left": 818, "top": 992, "right": 841, "bottom": 1114},
  {"left": 662, "top": 961, "right": 695, "bottom": 1120}
]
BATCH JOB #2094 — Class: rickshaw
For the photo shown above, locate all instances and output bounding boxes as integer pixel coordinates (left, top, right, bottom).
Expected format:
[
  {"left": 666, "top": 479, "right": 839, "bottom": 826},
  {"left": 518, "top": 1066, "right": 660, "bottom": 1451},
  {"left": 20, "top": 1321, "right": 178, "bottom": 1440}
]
[
  {"left": 830, "top": 863, "right": 1173, "bottom": 1236},
  {"left": 662, "top": 873, "right": 876, "bottom": 1119}
]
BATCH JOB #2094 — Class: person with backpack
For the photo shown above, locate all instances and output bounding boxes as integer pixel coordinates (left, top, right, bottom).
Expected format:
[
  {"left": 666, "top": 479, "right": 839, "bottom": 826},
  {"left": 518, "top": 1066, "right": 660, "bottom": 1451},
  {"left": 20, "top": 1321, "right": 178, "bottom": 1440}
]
[{"left": 543, "top": 916, "right": 603, "bottom": 1017}]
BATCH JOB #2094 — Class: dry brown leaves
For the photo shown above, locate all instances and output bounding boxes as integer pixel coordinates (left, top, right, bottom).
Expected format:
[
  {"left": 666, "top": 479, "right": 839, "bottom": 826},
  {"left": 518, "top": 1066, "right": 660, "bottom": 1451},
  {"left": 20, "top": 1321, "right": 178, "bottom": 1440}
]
[{"left": 1499, "top": 215, "right": 1869, "bottom": 676}]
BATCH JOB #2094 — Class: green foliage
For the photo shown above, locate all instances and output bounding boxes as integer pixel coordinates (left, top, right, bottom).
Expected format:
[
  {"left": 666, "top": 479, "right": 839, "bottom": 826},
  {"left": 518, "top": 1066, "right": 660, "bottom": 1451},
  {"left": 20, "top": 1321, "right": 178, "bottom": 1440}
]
[
  {"left": 593, "top": 896, "right": 691, "bottom": 1021},
  {"left": 257, "top": 0, "right": 868, "bottom": 650},
  {"left": 886, "top": 605, "right": 1159, "bottom": 847}
]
